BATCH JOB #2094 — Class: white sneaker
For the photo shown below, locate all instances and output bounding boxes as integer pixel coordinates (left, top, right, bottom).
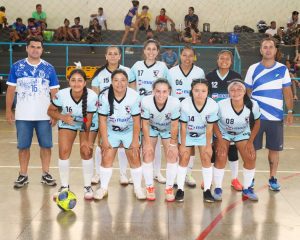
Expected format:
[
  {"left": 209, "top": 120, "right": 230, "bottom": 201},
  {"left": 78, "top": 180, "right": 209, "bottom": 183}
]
[
  {"left": 134, "top": 187, "right": 146, "bottom": 200},
  {"left": 94, "top": 188, "right": 108, "bottom": 200},
  {"left": 128, "top": 177, "right": 133, "bottom": 184},
  {"left": 185, "top": 173, "right": 196, "bottom": 188},
  {"left": 91, "top": 174, "right": 100, "bottom": 185},
  {"left": 53, "top": 186, "right": 69, "bottom": 201},
  {"left": 84, "top": 186, "right": 94, "bottom": 200},
  {"left": 154, "top": 172, "right": 166, "bottom": 184},
  {"left": 119, "top": 174, "right": 129, "bottom": 185}
]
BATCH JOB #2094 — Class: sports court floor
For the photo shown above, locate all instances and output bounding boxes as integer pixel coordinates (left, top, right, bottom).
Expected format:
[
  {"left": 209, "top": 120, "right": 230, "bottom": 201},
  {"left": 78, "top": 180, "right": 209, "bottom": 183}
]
[{"left": 0, "top": 111, "right": 300, "bottom": 240}]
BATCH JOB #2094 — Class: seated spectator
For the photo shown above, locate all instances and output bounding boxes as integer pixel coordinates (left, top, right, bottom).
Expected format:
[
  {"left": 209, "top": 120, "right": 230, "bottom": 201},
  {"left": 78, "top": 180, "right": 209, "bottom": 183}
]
[
  {"left": 71, "top": 17, "right": 83, "bottom": 41},
  {"left": 10, "top": 18, "right": 27, "bottom": 42},
  {"left": 155, "top": 8, "right": 175, "bottom": 32},
  {"left": 87, "top": 18, "right": 102, "bottom": 53},
  {"left": 181, "top": 23, "right": 201, "bottom": 44},
  {"left": 184, "top": 7, "right": 199, "bottom": 28},
  {"left": 265, "top": 21, "right": 284, "bottom": 43},
  {"left": 287, "top": 11, "right": 300, "bottom": 53},
  {"left": 27, "top": 18, "right": 43, "bottom": 41},
  {"left": 0, "top": 6, "right": 8, "bottom": 29},
  {"left": 137, "top": 5, "right": 151, "bottom": 31},
  {"left": 161, "top": 48, "right": 178, "bottom": 68},
  {"left": 90, "top": 7, "right": 107, "bottom": 30},
  {"left": 32, "top": 4, "right": 47, "bottom": 31},
  {"left": 55, "top": 18, "right": 76, "bottom": 41},
  {"left": 286, "top": 59, "right": 299, "bottom": 100}
]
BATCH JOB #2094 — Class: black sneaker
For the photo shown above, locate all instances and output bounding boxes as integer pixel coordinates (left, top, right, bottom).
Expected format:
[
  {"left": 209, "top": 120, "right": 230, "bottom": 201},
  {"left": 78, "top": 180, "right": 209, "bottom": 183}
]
[
  {"left": 41, "top": 173, "right": 57, "bottom": 186},
  {"left": 14, "top": 174, "right": 29, "bottom": 188},
  {"left": 203, "top": 189, "right": 215, "bottom": 203},
  {"left": 175, "top": 189, "right": 184, "bottom": 202}
]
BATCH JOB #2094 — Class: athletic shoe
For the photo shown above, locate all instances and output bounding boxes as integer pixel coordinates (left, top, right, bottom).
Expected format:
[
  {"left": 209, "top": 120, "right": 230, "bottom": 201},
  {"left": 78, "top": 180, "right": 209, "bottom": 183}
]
[
  {"left": 134, "top": 187, "right": 147, "bottom": 200},
  {"left": 119, "top": 174, "right": 129, "bottom": 185},
  {"left": 165, "top": 187, "right": 175, "bottom": 202},
  {"left": 91, "top": 174, "right": 100, "bottom": 185},
  {"left": 146, "top": 186, "right": 156, "bottom": 201},
  {"left": 175, "top": 189, "right": 184, "bottom": 202},
  {"left": 84, "top": 186, "right": 94, "bottom": 200},
  {"left": 269, "top": 176, "right": 281, "bottom": 191},
  {"left": 14, "top": 174, "right": 29, "bottom": 188},
  {"left": 231, "top": 178, "right": 243, "bottom": 191},
  {"left": 203, "top": 189, "right": 215, "bottom": 203},
  {"left": 94, "top": 188, "right": 108, "bottom": 200},
  {"left": 242, "top": 187, "right": 258, "bottom": 201},
  {"left": 249, "top": 178, "right": 255, "bottom": 189},
  {"left": 213, "top": 188, "right": 223, "bottom": 201},
  {"left": 154, "top": 172, "right": 166, "bottom": 184},
  {"left": 53, "top": 186, "right": 69, "bottom": 200},
  {"left": 128, "top": 177, "right": 133, "bottom": 184},
  {"left": 185, "top": 173, "right": 196, "bottom": 188},
  {"left": 41, "top": 172, "right": 57, "bottom": 186}
]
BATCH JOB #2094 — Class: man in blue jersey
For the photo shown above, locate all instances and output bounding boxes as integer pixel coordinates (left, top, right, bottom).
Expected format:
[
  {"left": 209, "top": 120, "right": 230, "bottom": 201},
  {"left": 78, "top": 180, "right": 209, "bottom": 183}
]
[
  {"left": 245, "top": 38, "right": 293, "bottom": 191},
  {"left": 6, "top": 37, "right": 59, "bottom": 188}
]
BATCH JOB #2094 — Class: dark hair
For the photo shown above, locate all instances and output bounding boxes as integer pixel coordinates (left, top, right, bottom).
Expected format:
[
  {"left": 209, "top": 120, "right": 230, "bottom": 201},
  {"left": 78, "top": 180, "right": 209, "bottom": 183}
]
[
  {"left": 180, "top": 45, "right": 195, "bottom": 55},
  {"left": 152, "top": 78, "right": 171, "bottom": 90},
  {"left": 260, "top": 37, "right": 277, "bottom": 48},
  {"left": 189, "top": 7, "right": 194, "bottom": 11},
  {"left": 132, "top": 1, "right": 139, "bottom": 7},
  {"left": 69, "top": 69, "right": 88, "bottom": 131},
  {"left": 36, "top": 4, "right": 41, "bottom": 8},
  {"left": 28, "top": 18, "right": 35, "bottom": 23},
  {"left": 99, "top": 7, "right": 103, "bottom": 11},
  {"left": 108, "top": 69, "right": 128, "bottom": 116},
  {"left": 189, "top": 78, "right": 209, "bottom": 97},
  {"left": 64, "top": 18, "right": 70, "bottom": 24},
  {"left": 16, "top": 18, "right": 22, "bottom": 22},
  {"left": 74, "top": 17, "right": 80, "bottom": 21},
  {"left": 292, "top": 11, "right": 299, "bottom": 15},
  {"left": 142, "top": 5, "right": 149, "bottom": 10},
  {"left": 161, "top": 8, "right": 166, "bottom": 13},
  {"left": 26, "top": 37, "right": 44, "bottom": 47},
  {"left": 144, "top": 38, "right": 160, "bottom": 51},
  {"left": 0, "top": 6, "right": 6, "bottom": 12},
  {"left": 217, "top": 49, "right": 233, "bottom": 63}
]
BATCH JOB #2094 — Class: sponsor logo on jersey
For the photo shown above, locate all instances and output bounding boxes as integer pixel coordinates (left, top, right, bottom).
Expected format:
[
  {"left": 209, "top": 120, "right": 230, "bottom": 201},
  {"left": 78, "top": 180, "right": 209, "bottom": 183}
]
[
  {"left": 125, "top": 105, "right": 131, "bottom": 113},
  {"left": 187, "top": 125, "right": 194, "bottom": 131},
  {"left": 212, "top": 93, "right": 218, "bottom": 99},
  {"left": 176, "top": 89, "right": 182, "bottom": 95}
]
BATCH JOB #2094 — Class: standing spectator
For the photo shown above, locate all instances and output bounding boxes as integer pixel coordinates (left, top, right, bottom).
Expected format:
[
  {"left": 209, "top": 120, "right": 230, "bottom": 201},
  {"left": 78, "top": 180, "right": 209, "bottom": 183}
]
[
  {"left": 286, "top": 58, "right": 299, "bottom": 100},
  {"left": 206, "top": 50, "right": 243, "bottom": 191},
  {"left": 287, "top": 11, "right": 300, "bottom": 54},
  {"left": 5, "top": 37, "right": 59, "bottom": 188},
  {"left": 87, "top": 18, "right": 102, "bottom": 53},
  {"left": 161, "top": 48, "right": 178, "bottom": 68},
  {"left": 10, "top": 18, "right": 27, "bottom": 42},
  {"left": 245, "top": 38, "right": 294, "bottom": 191},
  {"left": 0, "top": 6, "right": 8, "bottom": 29},
  {"left": 155, "top": 8, "right": 175, "bottom": 32},
  {"left": 120, "top": 0, "right": 140, "bottom": 45},
  {"left": 184, "top": 7, "right": 199, "bottom": 28},
  {"left": 71, "top": 17, "right": 83, "bottom": 41},
  {"left": 32, "top": 4, "right": 47, "bottom": 31},
  {"left": 27, "top": 18, "right": 43, "bottom": 41},
  {"left": 90, "top": 7, "right": 108, "bottom": 31}
]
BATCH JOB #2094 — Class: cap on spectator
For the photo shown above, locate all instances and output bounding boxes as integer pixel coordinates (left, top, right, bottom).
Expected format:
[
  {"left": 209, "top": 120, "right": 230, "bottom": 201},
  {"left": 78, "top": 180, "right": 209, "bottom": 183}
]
[{"left": 292, "top": 11, "right": 299, "bottom": 15}]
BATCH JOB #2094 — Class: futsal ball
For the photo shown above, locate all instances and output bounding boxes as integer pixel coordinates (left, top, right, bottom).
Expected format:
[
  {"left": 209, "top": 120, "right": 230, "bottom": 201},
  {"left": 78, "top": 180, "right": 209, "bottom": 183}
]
[{"left": 56, "top": 190, "right": 77, "bottom": 211}]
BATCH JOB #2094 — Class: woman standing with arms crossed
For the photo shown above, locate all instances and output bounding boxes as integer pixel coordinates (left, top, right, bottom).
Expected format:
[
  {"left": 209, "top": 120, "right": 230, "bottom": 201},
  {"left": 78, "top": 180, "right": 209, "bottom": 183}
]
[{"left": 48, "top": 69, "right": 98, "bottom": 200}]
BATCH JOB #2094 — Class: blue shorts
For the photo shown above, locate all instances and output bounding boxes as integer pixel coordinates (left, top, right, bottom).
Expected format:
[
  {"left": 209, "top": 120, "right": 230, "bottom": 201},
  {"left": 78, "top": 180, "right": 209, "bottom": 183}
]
[
  {"left": 221, "top": 130, "right": 250, "bottom": 142},
  {"left": 124, "top": 16, "right": 133, "bottom": 27},
  {"left": 107, "top": 130, "right": 134, "bottom": 149},
  {"left": 254, "top": 120, "right": 283, "bottom": 151},
  {"left": 149, "top": 126, "right": 171, "bottom": 139},
  {"left": 179, "top": 132, "right": 208, "bottom": 147},
  {"left": 16, "top": 120, "right": 53, "bottom": 149}
]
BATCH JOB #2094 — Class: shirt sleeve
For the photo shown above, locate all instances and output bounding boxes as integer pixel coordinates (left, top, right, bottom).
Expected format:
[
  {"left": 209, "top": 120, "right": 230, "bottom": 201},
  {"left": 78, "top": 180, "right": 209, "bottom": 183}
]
[
  {"left": 98, "top": 94, "right": 109, "bottom": 116},
  {"left": 252, "top": 100, "right": 261, "bottom": 120},
  {"left": 171, "top": 99, "right": 180, "bottom": 120},
  {"left": 244, "top": 66, "right": 254, "bottom": 89},
  {"left": 91, "top": 74, "right": 100, "bottom": 87},
  {"left": 131, "top": 95, "right": 141, "bottom": 116},
  {"left": 141, "top": 99, "right": 150, "bottom": 120},
  {"left": 49, "top": 66, "right": 59, "bottom": 89},
  {"left": 7, "top": 64, "right": 17, "bottom": 86},
  {"left": 87, "top": 92, "right": 98, "bottom": 113},
  {"left": 128, "top": 64, "right": 137, "bottom": 83},
  {"left": 52, "top": 91, "right": 63, "bottom": 107},
  {"left": 207, "top": 101, "right": 219, "bottom": 123},
  {"left": 282, "top": 67, "right": 292, "bottom": 87},
  {"left": 180, "top": 102, "right": 188, "bottom": 122}
]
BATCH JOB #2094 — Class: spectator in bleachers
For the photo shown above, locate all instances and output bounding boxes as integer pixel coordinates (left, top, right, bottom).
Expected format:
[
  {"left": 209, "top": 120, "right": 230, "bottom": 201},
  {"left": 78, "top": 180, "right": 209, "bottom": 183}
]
[
  {"left": 265, "top": 21, "right": 284, "bottom": 43},
  {"left": 55, "top": 18, "right": 76, "bottom": 42},
  {"left": 137, "top": 5, "right": 151, "bottom": 31},
  {"left": 181, "top": 23, "right": 201, "bottom": 44},
  {"left": 27, "top": 18, "right": 43, "bottom": 41},
  {"left": 286, "top": 59, "right": 299, "bottom": 100},
  {"left": 0, "top": 6, "right": 8, "bottom": 29},
  {"left": 32, "top": 4, "right": 47, "bottom": 31},
  {"left": 161, "top": 48, "right": 178, "bottom": 68},
  {"left": 184, "top": 7, "right": 199, "bottom": 28},
  {"left": 87, "top": 18, "right": 102, "bottom": 53},
  {"left": 9, "top": 18, "right": 27, "bottom": 42},
  {"left": 71, "top": 17, "right": 83, "bottom": 41},
  {"left": 287, "top": 11, "right": 300, "bottom": 54},
  {"left": 90, "top": 7, "right": 108, "bottom": 31},
  {"left": 155, "top": 8, "right": 175, "bottom": 32},
  {"left": 121, "top": 0, "right": 140, "bottom": 45}
]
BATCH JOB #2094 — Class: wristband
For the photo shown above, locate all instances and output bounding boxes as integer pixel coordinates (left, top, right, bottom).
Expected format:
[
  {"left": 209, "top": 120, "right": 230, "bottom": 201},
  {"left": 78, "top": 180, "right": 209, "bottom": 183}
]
[{"left": 287, "top": 110, "right": 293, "bottom": 113}]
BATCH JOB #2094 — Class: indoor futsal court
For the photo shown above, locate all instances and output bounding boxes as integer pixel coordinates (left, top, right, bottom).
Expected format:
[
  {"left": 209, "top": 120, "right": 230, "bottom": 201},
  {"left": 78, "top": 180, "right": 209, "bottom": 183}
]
[{"left": 0, "top": 112, "right": 299, "bottom": 240}]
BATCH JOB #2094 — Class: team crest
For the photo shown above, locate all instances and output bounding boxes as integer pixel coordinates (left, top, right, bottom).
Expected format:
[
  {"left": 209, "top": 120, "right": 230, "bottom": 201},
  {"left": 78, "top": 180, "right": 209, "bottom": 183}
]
[
  {"left": 153, "top": 70, "right": 159, "bottom": 77},
  {"left": 125, "top": 105, "right": 131, "bottom": 113},
  {"left": 245, "top": 117, "right": 249, "bottom": 124},
  {"left": 165, "top": 113, "right": 171, "bottom": 120}
]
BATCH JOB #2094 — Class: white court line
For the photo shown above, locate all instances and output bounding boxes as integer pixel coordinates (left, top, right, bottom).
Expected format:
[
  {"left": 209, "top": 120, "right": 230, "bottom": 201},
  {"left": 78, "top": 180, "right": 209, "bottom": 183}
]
[{"left": 0, "top": 165, "right": 299, "bottom": 173}]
